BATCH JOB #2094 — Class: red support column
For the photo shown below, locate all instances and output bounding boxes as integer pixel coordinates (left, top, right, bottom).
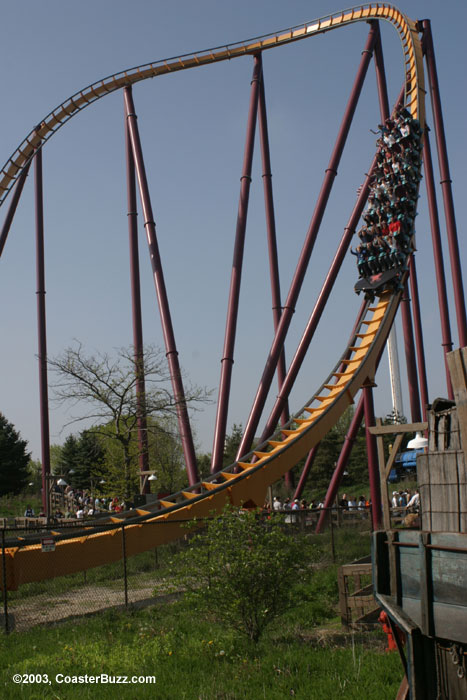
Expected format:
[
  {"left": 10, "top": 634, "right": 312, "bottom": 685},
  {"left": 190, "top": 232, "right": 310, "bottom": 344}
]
[
  {"left": 422, "top": 128, "right": 454, "bottom": 398},
  {"left": 125, "top": 114, "right": 150, "bottom": 494},
  {"left": 210, "top": 55, "right": 262, "bottom": 474},
  {"left": 34, "top": 143, "right": 51, "bottom": 517},
  {"left": 0, "top": 160, "right": 31, "bottom": 258},
  {"left": 316, "top": 395, "right": 364, "bottom": 533},
  {"left": 257, "top": 59, "right": 293, "bottom": 488},
  {"left": 236, "top": 24, "right": 379, "bottom": 460},
  {"left": 293, "top": 445, "right": 319, "bottom": 501},
  {"left": 422, "top": 20, "right": 467, "bottom": 348},
  {"left": 124, "top": 86, "right": 199, "bottom": 487}
]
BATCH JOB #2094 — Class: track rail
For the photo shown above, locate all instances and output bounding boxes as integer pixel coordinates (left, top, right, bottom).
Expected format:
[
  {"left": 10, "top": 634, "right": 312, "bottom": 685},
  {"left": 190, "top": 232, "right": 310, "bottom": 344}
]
[{"left": 1, "top": 4, "right": 425, "bottom": 590}]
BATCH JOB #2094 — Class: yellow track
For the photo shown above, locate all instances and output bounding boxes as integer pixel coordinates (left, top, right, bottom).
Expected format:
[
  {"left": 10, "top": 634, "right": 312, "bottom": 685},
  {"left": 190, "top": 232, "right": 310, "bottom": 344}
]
[{"left": 0, "top": 4, "right": 425, "bottom": 590}]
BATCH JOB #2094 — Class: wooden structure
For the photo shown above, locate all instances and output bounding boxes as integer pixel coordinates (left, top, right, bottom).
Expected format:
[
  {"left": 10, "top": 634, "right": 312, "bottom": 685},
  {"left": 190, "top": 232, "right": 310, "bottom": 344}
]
[
  {"left": 369, "top": 420, "right": 428, "bottom": 532},
  {"left": 418, "top": 398, "right": 466, "bottom": 533},
  {"left": 372, "top": 347, "right": 467, "bottom": 700},
  {"left": 338, "top": 556, "right": 379, "bottom": 627}
]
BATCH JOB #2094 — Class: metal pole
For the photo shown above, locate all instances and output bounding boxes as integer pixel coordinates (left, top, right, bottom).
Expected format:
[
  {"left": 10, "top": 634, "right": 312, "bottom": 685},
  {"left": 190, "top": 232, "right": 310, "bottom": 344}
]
[
  {"left": 363, "top": 380, "right": 382, "bottom": 531},
  {"left": 258, "top": 63, "right": 289, "bottom": 426},
  {"left": 372, "top": 20, "right": 390, "bottom": 120},
  {"left": 316, "top": 395, "right": 364, "bottom": 533},
  {"left": 125, "top": 113, "right": 150, "bottom": 493},
  {"left": 236, "top": 24, "right": 379, "bottom": 460},
  {"left": 257, "top": 59, "right": 293, "bottom": 488},
  {"left": 422, "top": 128, "right": 454, "bottom": 398},
  {"left": 422, "top": 20, "right": 467, "bottom": 348},
  {"left": 35, "top": 142, "right": 51, "bottom": 517},
  {"left": 123, "top": 86, "right": 199, "bottom": 486},
  {"left": 121, "top": 523, "right": 128, "bottom": 608},
  {"left": 400, "top": 280, "right": 422, "bottom": 422},
  {"left": 1, "top": 529, "right": 8, "bottom": 634},
  {"left": 293, "top": 445, "right": 319, "bottom": 500},
  {"left": 330, "top": 508, "right": 336, "bottom": 562},
  {"left": 408, "top": 257, "right": 429, "bottom": 421},
  {"left": 0, "top": 160, "right": 31, "bottom": 258},
  {"left": 210, "top": 55, "right": 262, "bottom": 474},
  {"left": 292, "top": 299, "right": 368, "bottom": 498},
  {"left": 258, "top": 146, "right": 380, "bottom": 445}
]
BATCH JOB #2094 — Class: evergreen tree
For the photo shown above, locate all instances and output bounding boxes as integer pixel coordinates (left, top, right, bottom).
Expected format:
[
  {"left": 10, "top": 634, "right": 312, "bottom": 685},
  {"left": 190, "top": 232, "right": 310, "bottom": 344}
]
[
  {"left": 0, "top": 413, "right": 31, "bottom": 496},
  {"left": 222, "top": 424, "right": 244, "bottom": 468},
  {"left": 74, "top": 430, "right": 106, "bottom": 490},
  {"left": 57, "top": 434, "right": 80, "bottom": 482}
]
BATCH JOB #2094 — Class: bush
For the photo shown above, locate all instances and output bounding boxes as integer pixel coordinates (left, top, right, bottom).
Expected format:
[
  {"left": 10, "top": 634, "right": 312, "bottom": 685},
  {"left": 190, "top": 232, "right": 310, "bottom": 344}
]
[{"left": 170, "top": 506, "right": 312, "bottom": 642}]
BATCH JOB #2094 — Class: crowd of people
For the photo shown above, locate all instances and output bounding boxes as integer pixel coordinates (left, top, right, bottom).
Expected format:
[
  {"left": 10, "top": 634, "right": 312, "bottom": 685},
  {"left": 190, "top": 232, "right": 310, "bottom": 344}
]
[
  {"left": 391, "top": 488, "right": 420, "bottom": 511},
  {"left": 351, "top": 107, "right": 423, "bottom": 292},
  {"left": 24, "top": 488, "right": 130, "bottom": 522},
  {"left": 265, "top": 488, "right": 420, "bottom": 519}
]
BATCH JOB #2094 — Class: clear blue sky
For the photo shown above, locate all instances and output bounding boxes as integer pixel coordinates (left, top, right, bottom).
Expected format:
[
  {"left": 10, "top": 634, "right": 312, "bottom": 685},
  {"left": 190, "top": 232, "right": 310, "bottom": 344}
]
[{"left": 0, "top": 1, "right": 465, "bottom": 461}]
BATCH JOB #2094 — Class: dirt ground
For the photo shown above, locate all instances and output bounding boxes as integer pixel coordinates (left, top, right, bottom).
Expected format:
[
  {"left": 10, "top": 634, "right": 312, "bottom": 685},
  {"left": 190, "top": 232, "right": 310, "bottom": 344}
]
[{"left": 6, "top": 579, "right": 174, "bottom": 632}]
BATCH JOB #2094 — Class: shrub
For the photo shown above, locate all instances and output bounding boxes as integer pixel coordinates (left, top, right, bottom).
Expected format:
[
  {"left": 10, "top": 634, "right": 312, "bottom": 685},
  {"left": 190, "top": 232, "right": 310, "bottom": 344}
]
[{"left": 170, "top": 506, "right": 311, "bottom": 642}]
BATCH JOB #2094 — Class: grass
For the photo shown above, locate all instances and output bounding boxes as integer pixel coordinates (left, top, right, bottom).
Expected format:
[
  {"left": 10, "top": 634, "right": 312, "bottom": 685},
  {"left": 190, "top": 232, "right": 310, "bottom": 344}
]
[
  {"left": 0, "top": 527, "right": 404, "bottom": 699},
  {"left": 0, "top": 601, "right": 403, "bottom": 699},
  {"left": 0, "top": 494, "right": 43, "bottom": 519}
]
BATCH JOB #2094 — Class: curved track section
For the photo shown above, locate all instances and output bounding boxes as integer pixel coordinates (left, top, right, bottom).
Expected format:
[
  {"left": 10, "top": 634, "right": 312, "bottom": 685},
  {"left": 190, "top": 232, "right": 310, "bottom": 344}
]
[{"left": 1, "top": 4, "right": 424, "bottom": 590}]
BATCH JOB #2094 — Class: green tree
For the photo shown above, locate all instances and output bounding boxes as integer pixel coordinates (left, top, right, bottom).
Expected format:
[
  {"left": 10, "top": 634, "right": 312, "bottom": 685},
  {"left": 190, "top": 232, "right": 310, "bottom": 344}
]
[
  {"left": 172, "top": 506, "right": 309, "bottom": 643},
  {"left": 0, "top": 413, "right": 31, "bottom": 496},
  {"left": 147, "top": 417, "right": 185, "bottom": 494},
  {"left": 74, "top": 429, "right": 106, "bottom": 490},
  {"left": 222, "top": 423, "right": 243, "bottom": 468},
  {"left": 56, "top": 434, "right": 80, "bottom": 481}
]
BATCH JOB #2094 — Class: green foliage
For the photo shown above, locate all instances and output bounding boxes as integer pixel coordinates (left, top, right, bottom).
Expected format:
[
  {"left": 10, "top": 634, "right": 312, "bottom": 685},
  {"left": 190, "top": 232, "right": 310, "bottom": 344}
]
[
  {"left": 0, "top": 586, "right": 402, "bottom": 700},
  {"left": 171, "top": 506, "right": 312, "bottom": 642},
  {"left": 305, "top": 406, "right": 368, "bottom": 492},
  {"left": 222, "top": 423, "right": 243, "bottom": 467},
  {"left": 146, "top": 416, "right": 186, "bottom": 494},
  {"left": 55, "top": 430, "right": 106, "bottom": 491},
  {"left": 0, "top": 413, "right": 31, "bottom": 497}
]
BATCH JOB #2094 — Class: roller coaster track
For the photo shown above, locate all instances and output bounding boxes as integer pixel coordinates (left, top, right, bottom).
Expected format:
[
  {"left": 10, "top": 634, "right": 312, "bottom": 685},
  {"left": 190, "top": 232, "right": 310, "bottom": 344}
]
[{"left": 1, "top": 4, "right": 425, "bottom": 590}]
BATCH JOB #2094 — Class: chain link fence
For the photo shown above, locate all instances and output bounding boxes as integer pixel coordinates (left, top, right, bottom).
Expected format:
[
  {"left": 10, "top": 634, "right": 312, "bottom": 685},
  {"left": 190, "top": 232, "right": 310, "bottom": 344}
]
[{"left": 0, "top": 507, "right": 375, "bottom": 634}]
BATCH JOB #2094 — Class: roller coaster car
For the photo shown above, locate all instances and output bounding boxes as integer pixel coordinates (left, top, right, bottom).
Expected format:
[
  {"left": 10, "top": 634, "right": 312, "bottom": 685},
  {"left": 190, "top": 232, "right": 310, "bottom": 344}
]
[{"left": 354, "top": 266, "right": 403, "bottom": 301}]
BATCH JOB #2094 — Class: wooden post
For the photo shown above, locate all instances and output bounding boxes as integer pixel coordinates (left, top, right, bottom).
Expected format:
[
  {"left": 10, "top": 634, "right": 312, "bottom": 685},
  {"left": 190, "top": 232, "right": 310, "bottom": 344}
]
[
  {"left": 446, "top": 347, "right": 467, "bottom": 451},
  {"left": 376, "top": 418, "right": 391, "bottom": 531}
]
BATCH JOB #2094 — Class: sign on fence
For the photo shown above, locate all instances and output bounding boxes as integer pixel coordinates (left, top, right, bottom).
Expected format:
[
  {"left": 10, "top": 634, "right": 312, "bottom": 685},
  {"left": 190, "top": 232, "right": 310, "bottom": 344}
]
[{"left": 41, "top": 537, "right": 55, "bottom": 553}]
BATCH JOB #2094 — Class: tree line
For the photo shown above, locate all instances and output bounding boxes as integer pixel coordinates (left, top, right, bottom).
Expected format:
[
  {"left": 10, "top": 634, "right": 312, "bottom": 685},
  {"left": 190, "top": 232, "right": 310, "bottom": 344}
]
[{"left": 0, "top": 340, "right": 404, "bottom": 500}]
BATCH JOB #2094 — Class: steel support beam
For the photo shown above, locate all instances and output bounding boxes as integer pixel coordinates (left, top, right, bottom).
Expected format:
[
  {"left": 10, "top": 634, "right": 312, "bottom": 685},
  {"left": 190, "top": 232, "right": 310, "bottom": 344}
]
[
  {"left": 236, "top": 24, "right": 379, "bottom": 460},
  {"left": 123, "top": 86, "right": 199, "bottom": 486},
  {"left": 422, "top": 128, "right": 454, "bottom": 398},
  {"left": 124, "top": 113, "right": 150, "bottom": 493},
  {"left": 293, "top": 445, "right": 319, "bottom": 501},
  {"left": 257, "top": 59, "right": 294, "bottom": 488},
  {"left": 315, "top": 395, "right": 364, "bottom": 533},
  {"left": 34, "top": 143, "right": 51, "bottom": 516},
  {"left": 422, "top": 20, "right": 467, "bottom": 348},
  {"left": 0, "top": 161, "right": 31, "bottom": 258},
  {"left": 210, "top": 55, "right": 262, "bottom": 474}
]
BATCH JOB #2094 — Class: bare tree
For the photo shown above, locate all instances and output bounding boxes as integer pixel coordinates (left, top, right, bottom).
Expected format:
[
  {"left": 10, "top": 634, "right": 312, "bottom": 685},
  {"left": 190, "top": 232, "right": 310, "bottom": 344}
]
[{"left": 49, "top": 342, "right": 209, "bottom": 497}]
